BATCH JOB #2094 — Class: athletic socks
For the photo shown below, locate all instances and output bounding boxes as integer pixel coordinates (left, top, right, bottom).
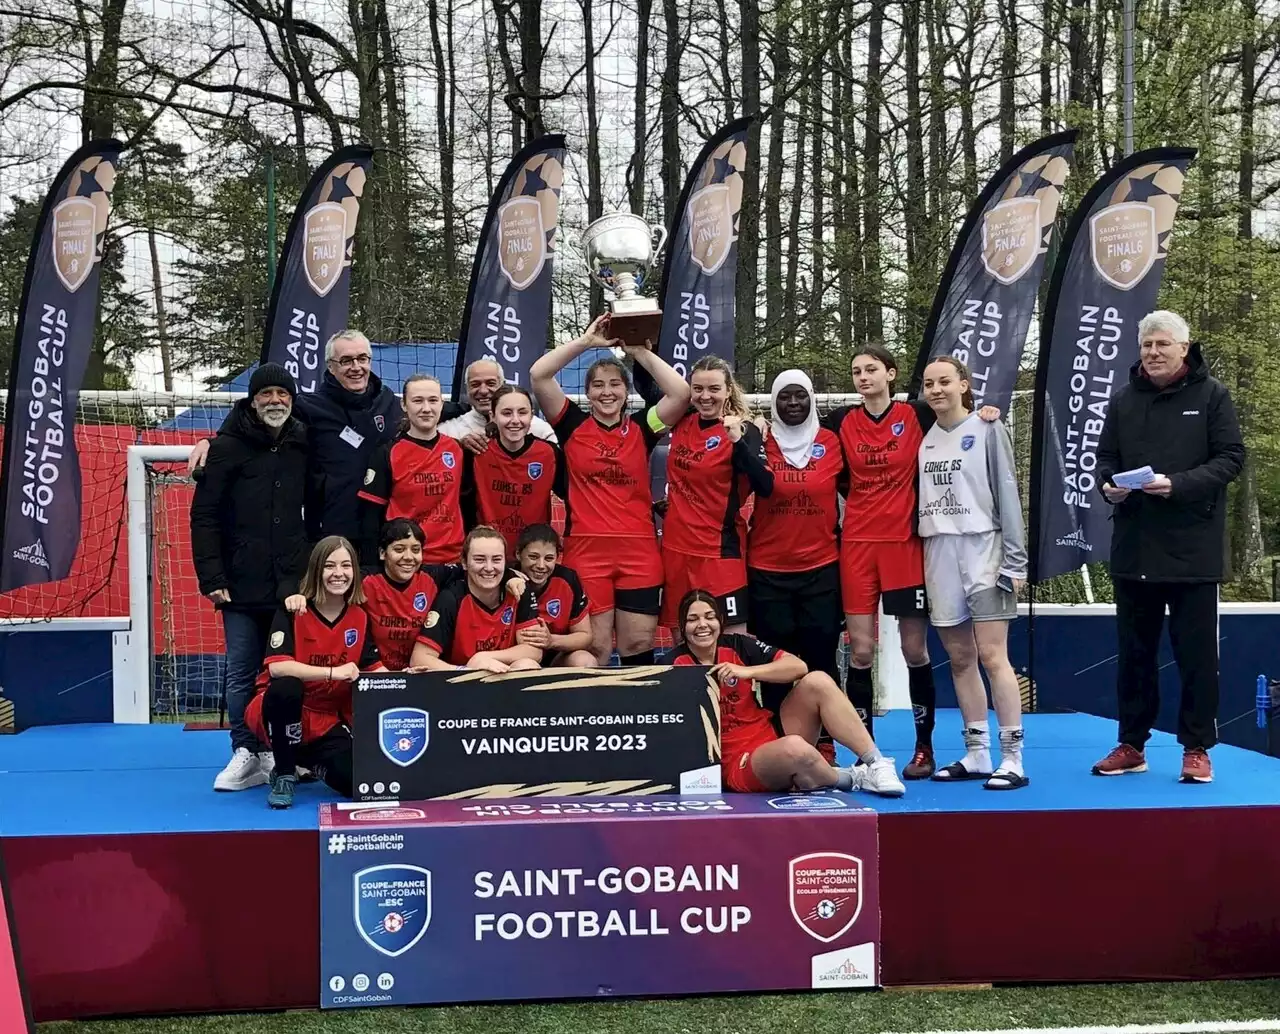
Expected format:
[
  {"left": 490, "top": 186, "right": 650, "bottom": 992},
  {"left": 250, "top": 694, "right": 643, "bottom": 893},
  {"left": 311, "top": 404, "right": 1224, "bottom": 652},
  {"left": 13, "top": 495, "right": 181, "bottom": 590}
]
[
  {"left": 847, "top": 665, "right": 874, "bottom": 737},
  {"left": 833, "top": 768, "right": 856, "bottom": 791},
  {"left": 907, "top": 663, "right": 937, "bottom": 748},
  {"left": 620, "top": 650, "right": 656, "bottom": 667},
  {"left": 998, "top": 725, "right": 1026, "bottom": 777},
  {"left": 959, "top": 720, "right": 992, "bottom": 775},
  {"left": 857, "top": 745, "right": 883, "bottom": 766}
]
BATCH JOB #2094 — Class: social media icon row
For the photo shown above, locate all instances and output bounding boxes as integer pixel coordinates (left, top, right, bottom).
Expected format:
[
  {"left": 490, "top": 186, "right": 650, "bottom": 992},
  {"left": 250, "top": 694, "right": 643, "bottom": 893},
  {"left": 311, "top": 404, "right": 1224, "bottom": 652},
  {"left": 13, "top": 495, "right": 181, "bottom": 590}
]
[
  {"left": 328, "top": 972, "right": 394, "bottom": 993},
  {"left": 356, "top": 781, "right": 402, "bottom": 794}
]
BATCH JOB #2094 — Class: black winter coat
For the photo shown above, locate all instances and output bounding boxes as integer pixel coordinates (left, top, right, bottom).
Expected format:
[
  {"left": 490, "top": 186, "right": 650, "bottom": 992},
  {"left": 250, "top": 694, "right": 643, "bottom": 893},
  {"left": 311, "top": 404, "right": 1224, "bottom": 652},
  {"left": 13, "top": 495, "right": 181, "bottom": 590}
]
[
  {"left": 191, "top": 401, "right": 310, "bottom": 610},
  {"left": 1096, "top": 344, "right": 1244, "bottom": 583}
]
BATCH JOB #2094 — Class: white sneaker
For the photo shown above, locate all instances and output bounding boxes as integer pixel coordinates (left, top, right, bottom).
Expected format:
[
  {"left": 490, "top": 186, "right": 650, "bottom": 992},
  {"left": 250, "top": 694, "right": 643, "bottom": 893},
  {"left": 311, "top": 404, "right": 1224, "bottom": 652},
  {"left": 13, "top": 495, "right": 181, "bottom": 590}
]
[
  {"left": 214, "top": 748, "right": 267, "bottom": 791},
  {"left": 257, "top": 751, "right": 276, "bottom": 780},
  {"left": 861, "top": 756, "right": 906, "bottom": 798}
]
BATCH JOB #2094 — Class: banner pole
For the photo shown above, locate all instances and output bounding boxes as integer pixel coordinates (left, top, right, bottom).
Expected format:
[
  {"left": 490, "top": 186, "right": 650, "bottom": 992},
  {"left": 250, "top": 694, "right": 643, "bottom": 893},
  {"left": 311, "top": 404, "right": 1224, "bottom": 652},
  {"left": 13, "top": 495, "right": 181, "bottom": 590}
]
[{"left": 265, "top": 149, "right": 277, "bottom": 295}]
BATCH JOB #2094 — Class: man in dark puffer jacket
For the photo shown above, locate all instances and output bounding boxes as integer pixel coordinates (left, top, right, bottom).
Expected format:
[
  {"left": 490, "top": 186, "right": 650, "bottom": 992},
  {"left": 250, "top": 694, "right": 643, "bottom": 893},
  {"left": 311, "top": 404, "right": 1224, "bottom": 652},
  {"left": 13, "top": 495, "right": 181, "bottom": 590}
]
[{"left": 191, "top": 363, "right": 309, "bottom": 792}]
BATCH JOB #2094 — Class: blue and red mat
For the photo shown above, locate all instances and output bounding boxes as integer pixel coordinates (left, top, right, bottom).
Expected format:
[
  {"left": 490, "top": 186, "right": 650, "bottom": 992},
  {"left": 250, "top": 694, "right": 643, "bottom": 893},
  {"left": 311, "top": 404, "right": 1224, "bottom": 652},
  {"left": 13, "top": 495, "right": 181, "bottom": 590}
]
[{"left": 2, "top": 709, "right": 1278, "bottom": 837}]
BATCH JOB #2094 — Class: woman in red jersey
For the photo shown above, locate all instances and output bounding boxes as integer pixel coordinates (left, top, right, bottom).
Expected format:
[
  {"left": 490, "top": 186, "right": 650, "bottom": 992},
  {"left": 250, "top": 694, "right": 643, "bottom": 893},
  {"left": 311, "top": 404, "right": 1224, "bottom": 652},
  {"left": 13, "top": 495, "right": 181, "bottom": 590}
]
[
  {"left": 670, "top": 590, "right": 904, "bottom": 796},
  {"left": 530, "top": 316, "right": 690, "bottom": 666},
  {"left": 514, "top": 524, "right": 596, "bottom": 667},
  {"left": 358, "top": 374, "right": 465, "bottom": 566},
  {"left": 461, "top": 385, "right": 563, "bottom": 556},
  {"left": 825, "top": 346, "right": 998, "bottom": 780},
  {"left": 409, "top": 527, "right": 543, "bottom": 674},
  {"left": 245, "top": 536, "right": 384, "bottom": 809},
  {"left": 748, "top": 370, "right": 845, "bottom": 685}
]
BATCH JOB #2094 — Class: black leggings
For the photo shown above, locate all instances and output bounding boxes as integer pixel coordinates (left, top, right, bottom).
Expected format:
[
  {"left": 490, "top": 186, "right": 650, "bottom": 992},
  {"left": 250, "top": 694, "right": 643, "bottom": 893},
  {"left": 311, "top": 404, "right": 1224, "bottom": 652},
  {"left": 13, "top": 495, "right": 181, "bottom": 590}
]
[
  {"left": 261, "top": 676, "right": 354, "bottom": 797},
  {"left": 747, "top": 563, "right": 843, "bottom": 715}
]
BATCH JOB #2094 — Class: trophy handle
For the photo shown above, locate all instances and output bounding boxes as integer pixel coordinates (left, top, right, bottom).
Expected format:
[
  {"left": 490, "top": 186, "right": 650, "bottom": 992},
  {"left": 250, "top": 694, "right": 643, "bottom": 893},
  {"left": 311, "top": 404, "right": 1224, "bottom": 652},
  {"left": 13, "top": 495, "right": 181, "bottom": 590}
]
[{"left": 650, "top": 224, "right": 669, "bottom": 260}]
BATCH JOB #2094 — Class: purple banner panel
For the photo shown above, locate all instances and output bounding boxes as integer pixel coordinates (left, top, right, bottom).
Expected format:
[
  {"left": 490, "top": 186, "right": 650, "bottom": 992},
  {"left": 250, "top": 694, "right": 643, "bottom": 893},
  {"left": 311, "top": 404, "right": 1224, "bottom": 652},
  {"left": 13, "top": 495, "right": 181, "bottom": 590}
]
[{"left": 319, "top": 795, "right": 879, "bottom": 1008}]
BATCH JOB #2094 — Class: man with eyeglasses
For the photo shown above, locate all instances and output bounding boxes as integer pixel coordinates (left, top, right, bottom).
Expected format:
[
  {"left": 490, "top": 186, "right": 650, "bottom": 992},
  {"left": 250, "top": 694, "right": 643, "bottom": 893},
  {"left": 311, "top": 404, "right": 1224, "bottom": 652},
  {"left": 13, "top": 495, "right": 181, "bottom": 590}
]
[{"left": 1093, "top": 310, "right": 1244, "bottom": 785}]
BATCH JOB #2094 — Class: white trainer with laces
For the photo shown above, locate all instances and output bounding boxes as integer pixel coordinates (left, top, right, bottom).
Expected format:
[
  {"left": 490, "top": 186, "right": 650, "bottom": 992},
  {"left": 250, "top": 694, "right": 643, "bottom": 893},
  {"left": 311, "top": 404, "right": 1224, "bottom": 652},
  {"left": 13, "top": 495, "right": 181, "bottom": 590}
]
[
  {"left": 214, "top": 748, "right": 267, "bottom": 791},
  {"left": 861, "top": 756, "right": 906, "bottom": 798},
  {"left": 257, "top": 751, "right": 276, "bottom": 780}
]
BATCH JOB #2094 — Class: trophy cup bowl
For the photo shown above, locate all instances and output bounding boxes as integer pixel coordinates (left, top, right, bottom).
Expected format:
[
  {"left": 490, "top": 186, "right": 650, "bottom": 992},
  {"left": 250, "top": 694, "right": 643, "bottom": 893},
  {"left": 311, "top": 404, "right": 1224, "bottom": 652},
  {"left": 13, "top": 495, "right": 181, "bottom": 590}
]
[{"left": 582, "top": 212, "right": 668, "bottom": 347}]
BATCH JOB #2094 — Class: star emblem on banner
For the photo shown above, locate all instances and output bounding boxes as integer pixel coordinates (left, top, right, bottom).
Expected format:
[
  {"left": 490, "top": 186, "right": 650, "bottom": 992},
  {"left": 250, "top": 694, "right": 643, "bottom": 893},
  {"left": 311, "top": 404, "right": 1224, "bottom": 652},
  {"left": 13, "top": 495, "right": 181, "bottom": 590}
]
[
  {"left": 1014, "top": 167, "right": 1054, "bottom": 198},
  {"left": 1122, "top": 170, "right": 1164, "bottom": 203},
  {"left": 709, "top": 153, "right": 736, "bottom": 184},
  {"left": 521, "top": 163, "right": 549, "bottom": 197},
  {"left": 328, "top": 171, "right": 356, "bottom": 202},
  {"left": 74, "top": 167, "right": 104, "bottom": 198}
]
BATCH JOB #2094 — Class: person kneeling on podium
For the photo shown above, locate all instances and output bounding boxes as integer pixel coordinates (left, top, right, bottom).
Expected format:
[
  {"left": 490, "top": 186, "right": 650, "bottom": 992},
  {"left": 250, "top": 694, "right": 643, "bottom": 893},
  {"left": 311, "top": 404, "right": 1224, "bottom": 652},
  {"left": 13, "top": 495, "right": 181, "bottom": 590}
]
[
  {"left": 515, "top": 524, "right": 597, "bottom": 667},
  {"left": 409, "top": 527, "right": 543, "bottom": 674},
  {"left": 670, "top": 590, "right": 905, "bottom": 797},
  {"left": 245, "top": 536, "right": 384, "bottom": 809}
]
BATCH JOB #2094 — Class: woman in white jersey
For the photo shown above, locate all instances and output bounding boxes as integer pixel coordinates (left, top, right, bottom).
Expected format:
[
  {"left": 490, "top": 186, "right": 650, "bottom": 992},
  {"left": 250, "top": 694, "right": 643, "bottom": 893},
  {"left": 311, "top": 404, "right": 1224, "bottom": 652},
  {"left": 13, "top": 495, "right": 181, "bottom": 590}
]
[{"left": 917, "top": 356, "right": 1028, "bottom": 790}]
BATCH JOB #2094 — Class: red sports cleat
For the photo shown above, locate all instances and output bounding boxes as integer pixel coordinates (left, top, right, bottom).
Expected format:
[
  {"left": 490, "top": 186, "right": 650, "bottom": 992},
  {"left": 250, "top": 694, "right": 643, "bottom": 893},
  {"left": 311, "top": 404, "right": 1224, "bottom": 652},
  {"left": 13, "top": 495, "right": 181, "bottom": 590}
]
[
  {"left": 1092, "top": 744, "right": 1148, "bottom": 776},
  {"left": 1180, "top": 748, "right": 1213, "bottom": 783},
  {"left": 902, "top": 747, "right": 935, "bottom": 780}
]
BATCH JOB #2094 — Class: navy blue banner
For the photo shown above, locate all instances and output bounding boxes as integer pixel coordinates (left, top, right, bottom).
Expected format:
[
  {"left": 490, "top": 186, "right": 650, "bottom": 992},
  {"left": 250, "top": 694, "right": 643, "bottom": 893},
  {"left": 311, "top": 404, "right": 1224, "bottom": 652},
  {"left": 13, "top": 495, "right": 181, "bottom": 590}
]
[
  {"left": 911, "top": 131, "right": 1076, "bottom": 412},
  {"left": 452, "top": 136, "right": 566, "bottom": 398},
  {"left": 0, "top": 140, "right": 122, "bottom": 591},
  {"left": 657, "top": 118, "right": 751, "bottom": 378},
  {"left": 1030, "top": 147, "right": 1196, "bottom": 582},
  {"left": 261, "top": 144, "right": 373, "bottom": 393}
]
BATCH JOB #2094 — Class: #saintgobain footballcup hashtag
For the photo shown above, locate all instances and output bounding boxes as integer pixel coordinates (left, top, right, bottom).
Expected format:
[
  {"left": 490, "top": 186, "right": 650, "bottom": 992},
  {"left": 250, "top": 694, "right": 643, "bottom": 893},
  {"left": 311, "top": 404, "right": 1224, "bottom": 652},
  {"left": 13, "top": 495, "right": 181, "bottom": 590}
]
[{"left": 328, "top": 835, "right": 346, "bottom": 854}]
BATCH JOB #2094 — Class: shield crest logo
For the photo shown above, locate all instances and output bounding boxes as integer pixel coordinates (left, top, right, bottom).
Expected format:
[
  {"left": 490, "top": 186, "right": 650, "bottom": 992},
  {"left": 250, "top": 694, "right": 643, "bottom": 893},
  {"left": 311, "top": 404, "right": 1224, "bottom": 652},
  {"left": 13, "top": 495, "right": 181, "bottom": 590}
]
[
  {"left": 413, "top": 592, "right": 427, "bottom": 612},
  {"left": 891, "top": 421, "right": 905, "bottom": 436},
  {"left": 51, "top": 197, "right": 97, "bottom": 293},
  {"left": 705, "top": 436, "right": 722, "bottom": 451},
  {"left": 547, "top": 598, "right": 561, "bottom": 619},
  {"left": 811, "top": 443, "right": 826, "bottom": 459},
  {"left": 528, "top": 461, "right": 543, "bottom": 480},
  {"left": 442, "top": 451, "right": 456, "bottom": 470},
  {"left": 1090, "top": 201, "right": 1157, "bottom": 290},
  {"left": 303, "top": 202, "right": 348, "bottom": 297},
  {"left": 378, "top": 707, "right": 429, "bottom": 767},
  {"left": 688, "top": 184, "right": 734, "bottom": 275},
  {"left": 374, "top": 414, "right": 385, "bottom": 432},
  {"left": 789, "top": 852, "right": 863, "bottom": 943},
  {"left": 981, "top": 197, "right": 1042, "bottom": 285},
  {"left": 344, "top": 628, "right": 359, "bottom": 648},
  {"left": 961, "top": 435, "right": 975, "bottom": 451},
  {"left": 354, "top": 864, "right": 432, "bottom": 957},
  {"left": 497, "top": 195, "right": 547, "bottom": 290},
  {"left": 501, "top": 606, "right": 514, "bottom": 625}
]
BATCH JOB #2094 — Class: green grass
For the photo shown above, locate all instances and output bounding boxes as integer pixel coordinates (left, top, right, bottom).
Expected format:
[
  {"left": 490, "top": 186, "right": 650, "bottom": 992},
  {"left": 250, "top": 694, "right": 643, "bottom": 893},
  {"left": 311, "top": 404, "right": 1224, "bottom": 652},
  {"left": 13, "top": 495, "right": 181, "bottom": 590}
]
[{"left": 35, "top": 979, "right": 1280, "bottom": 1034}]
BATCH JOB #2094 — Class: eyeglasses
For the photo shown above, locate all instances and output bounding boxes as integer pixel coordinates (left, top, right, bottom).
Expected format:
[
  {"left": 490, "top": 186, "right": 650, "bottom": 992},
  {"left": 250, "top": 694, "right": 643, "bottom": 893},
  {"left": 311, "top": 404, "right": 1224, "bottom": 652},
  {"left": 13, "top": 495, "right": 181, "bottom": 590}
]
[{"left": 331, "top": 353, "right": 372, "bottom": 368}]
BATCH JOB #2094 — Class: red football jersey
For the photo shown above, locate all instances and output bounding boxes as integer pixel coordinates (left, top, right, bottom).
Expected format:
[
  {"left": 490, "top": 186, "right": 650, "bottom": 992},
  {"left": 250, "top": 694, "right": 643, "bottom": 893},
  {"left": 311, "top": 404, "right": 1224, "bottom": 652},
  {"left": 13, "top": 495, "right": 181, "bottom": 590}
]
[
  {"left": 551, "top": 400, "right": 662, "bottom": 538},
  {"left": 663, "top": 415, "right": 769, "bottom": 558},
  {"left": 258, "top": 603, "right": 382, "bottom": 714},
  {"left": 827, "top": 401, "right": 930, "bottom": 542},
  {"left": 749, "top": 430, "right": 844, "bottom": 572},
  {"left": 532, "top": 563, "right": 590, "bottom": 635},
  {"left": 358, "top": 433, "right": 466, "bottom": 562},
  {"left": 671, "top": 633, "right": 783, "bottom": 754},
  {"left": 416, "top": 584, "right": 540, "bottom": 665},
  {"left": 465, "top": 436, "right": 562, "bottom": 555},
  {"left": 361, "top": 565, "right": 463, "bottom": 670}
]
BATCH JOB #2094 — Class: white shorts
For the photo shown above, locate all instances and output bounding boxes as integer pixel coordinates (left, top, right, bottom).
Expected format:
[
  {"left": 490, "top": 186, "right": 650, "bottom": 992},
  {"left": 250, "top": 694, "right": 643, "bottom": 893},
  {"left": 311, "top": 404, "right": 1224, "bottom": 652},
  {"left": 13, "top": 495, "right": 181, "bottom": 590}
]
[{"left": 923, "top": 532, "right": 1016, "bottom": 628}]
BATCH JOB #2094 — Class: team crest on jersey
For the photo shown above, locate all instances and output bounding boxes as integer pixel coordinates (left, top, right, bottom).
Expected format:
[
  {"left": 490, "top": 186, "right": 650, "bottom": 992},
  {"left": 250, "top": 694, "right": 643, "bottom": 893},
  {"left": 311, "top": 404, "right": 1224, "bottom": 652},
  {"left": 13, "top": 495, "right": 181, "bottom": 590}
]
[
  {"left": 269, "top": 630, "right": 284, "bottom": 649},
  {"left": 425, "top": 611, "right": 440, "bottom": 629},
  {"left": 442, "top": 451, "right": 456, "bottom": 469},
  {"left": 501, "top": 606, "right": 514, "bottom": 625},
  {"left": 891, "top": 420, "right": 905, "bottom": 436},
  {"left": 621, "top": 421, "right": 630, "bottom": 436},
  {"left": 528, "top": 461, "right": 543, "bottom": 480},
  {"left": 374, "top": 414, "right": 385, "bottom": 432},
  {"left": 705, "top": 435, "right": 722, "bottom": 450},
  {"left": 961, "top": 435, "right": 975, "bottom": 451},
  {"left": 811, "top": 443, "right": 826, "bottom": 459},
  {"left": 345, "top": 628, "right": 359, "bottom": 648},
  {"left": 547, "top": 599, "right": 562, "bottom": 619},
  {"left": 413, "top": 592, "right": 428, "bottom": 612},
  {"left": 724, "top": 675, "right": 739, "bottom": 687}
]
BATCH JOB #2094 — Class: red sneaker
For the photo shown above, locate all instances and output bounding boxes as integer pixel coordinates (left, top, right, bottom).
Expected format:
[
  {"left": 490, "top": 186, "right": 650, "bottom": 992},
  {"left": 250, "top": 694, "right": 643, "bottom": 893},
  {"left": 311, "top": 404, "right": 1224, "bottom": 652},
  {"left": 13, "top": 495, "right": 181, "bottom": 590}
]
[
  {"left": 1180, "top": 748, "right": 1213, "bottom": 783},
  {"left": 902, "top": 747, "right": 935, "bottom": 780},
  {"left": 1091, "top": 744, "right": 1147, "bottom": 776},
  {"left": 817, "top": 740, "right": 837, "bottom": 766}
]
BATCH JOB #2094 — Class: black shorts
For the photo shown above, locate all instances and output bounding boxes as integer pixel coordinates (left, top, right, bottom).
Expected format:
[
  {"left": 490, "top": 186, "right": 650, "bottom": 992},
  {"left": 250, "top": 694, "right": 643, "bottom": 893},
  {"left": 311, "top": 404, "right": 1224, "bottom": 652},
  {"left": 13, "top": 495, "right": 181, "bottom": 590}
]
[{"left": 747, "top": 563, "right": 842, "bottom": 641}]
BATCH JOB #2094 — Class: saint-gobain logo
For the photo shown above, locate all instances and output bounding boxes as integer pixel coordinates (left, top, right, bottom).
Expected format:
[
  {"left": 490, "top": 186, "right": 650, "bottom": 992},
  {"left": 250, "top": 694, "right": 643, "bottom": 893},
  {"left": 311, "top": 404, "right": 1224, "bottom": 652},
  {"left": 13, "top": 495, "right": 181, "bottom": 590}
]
[
  {"left": 12, "top": 540, "right": 50, "bottom": 569},
  {"left": 1055, "top": 528, "right": 1093, "bottom": 551},
  {"left": 378, "top": 708, "right": 430, "bottom": 768},
  {"left": 354, "top": 864, "right": 432, "bottom": 957}
]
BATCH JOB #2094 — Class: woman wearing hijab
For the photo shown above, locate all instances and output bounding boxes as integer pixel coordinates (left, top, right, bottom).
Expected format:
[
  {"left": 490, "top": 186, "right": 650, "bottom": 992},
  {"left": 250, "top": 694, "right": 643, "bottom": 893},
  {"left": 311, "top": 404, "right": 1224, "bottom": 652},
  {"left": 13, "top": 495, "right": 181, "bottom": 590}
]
[{"left": 747, "top": 371, "right": 847, "bottom": 690}]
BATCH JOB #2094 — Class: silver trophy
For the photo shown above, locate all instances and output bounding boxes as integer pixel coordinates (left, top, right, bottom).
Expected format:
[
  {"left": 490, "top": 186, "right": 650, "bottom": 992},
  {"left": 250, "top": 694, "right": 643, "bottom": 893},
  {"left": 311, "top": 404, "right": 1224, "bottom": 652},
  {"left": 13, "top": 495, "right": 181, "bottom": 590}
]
[{"left": 582, "top": 212, "right": 668, "bottom": 346}]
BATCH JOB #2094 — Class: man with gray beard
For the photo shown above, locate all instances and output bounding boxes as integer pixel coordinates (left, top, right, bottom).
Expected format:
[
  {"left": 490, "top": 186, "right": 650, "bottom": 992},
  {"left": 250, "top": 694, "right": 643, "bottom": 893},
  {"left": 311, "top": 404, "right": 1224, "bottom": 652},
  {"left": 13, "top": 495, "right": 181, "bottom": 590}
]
[{"left": 191, "top": 363, "right": 311, "bottom": 792}]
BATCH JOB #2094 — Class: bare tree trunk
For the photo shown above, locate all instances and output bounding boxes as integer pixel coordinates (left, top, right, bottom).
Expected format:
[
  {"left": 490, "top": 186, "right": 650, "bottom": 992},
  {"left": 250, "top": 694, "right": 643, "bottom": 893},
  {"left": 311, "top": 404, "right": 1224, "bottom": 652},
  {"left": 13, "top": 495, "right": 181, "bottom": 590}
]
[
  {"left": 903, "top": 0, "right": 928, "bottom": 352},
  {"left": 627, "top": 0, "right": 652, "bottom": 214},
  {"left": 860, "top": 0, "right": 883, "bottom": 348},
  {"left": 955, "top": 3, "right": 979, "bottom": 200},
  {"left": 716, "top": 0, "right": 736, "bottom": 119},
  {"left": 583, "top": 0, "right": 604, "bottom": 317},
  {"left": 660, "top": 0, "right": 682, "bottom": 228},
  {"left": 140, "top": 158, "right": 173, "bottom": 394},
  {"left": 806, "top": 10, "right": 825, "bottom": 355},
  {"left": 735, "top": 0, "right": 761, "bottom": 383},
  {"left": 999, "top": 0, "right": 1018, "bottom": 162},
  {"left": 429, "top": 0, "right": 456, "bottom": 279},
  {"left": 836, "top": 13, "right": 857, "bottom": 354},
  {"left": 492, "top": 0, "right": 521, "bottom": 148},
  {"left": 1066, "top": 0, "right": 1091, "bottom": 171},
  {"left": 1040, "top": 0, "right": 1054, "bottom": 134},
  {"left": 82, "top": 0, "right": 128, "bottom": 142},
  {"left": 783, "top": 37, "right": 809, "bottom": 351},
  {"left": 520, "top": 0, "right": 546, "bottom": 138},
  {"left": 763, "top": 0, "right": 791, "bottom": 356}
]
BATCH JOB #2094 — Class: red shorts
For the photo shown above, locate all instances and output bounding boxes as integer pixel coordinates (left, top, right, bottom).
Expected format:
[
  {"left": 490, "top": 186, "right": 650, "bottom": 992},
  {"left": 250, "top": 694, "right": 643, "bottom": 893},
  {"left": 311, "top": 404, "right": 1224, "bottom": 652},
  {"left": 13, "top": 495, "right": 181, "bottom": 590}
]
[
  {"left": 659, "top": 547, "right": 748, "bottom": 627},
  {"left": 244, "top": 693, "right": 347, "bottom": 747},
  {"left": 563, "top": 535, "right": 662, "bottom": 616},
  {"left": 722, "top": 731, "right": 779, "bottom": 793},
  {"left": 840, "top": 537, "right": 927, "bottom": 617}
]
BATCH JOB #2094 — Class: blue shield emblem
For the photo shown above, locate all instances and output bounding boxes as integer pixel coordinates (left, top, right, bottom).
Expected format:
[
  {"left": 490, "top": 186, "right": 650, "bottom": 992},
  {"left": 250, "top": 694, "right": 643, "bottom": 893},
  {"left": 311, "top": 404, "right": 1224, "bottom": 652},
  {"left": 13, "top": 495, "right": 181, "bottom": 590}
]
[
  {"left": 354, "top": 864, "right": 431, "bottom": 957},
  {"left": 811, "top": 443, "right": 826, "bottom": 459},
  {"left": 961, "top": 435, "right": 975, "bottom": 451},
  {"left": 413, "top": 591, "right": 427, "bottom": 612},
  {"left": 547, "top": 598, "right": 562, "bottom": 619},
  {"left": 528, "top": 461, "right": 543, "bottom": 479},
  {"left": 442, "top": 451, "right": 456, "bottom": 469},
  {"left": 705, "top": 435, "right": 722, "bottom": 451},
  {"left": 378, "top": 707, "right": 429, "bottom": 768},
  {"left": 344, "top": 627, "right": 358, "bottom": 648},
  {"left": 891, "top": 420, "right": 905, "bottom": 436},
  {"left": 501, "top": 605, "right": 514, "bottom": 625}
]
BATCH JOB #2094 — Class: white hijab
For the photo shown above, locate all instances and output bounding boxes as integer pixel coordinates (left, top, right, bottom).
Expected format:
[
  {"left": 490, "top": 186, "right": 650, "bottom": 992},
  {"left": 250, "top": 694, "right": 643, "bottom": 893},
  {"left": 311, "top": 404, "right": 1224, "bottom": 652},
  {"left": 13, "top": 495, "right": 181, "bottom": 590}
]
[{"left": 770, "top": 369, "right": 819, "bottom": 469}]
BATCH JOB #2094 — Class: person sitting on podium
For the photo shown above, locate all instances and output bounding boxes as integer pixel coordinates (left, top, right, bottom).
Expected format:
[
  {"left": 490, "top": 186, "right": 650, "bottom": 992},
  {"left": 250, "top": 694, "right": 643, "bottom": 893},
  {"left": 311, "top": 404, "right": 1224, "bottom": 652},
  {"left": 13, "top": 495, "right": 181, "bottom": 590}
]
[
  {"left": 244, "top": 536, "right": 384, "bottom": 809},
  {"left": 409, "top": 526, "right": 543, "bottom": 673},
  {"left": 670, "top": 589, "right": 905, "bottom": 797},
  {"left": 514, "top": 524, "right": 596, "bottom": 668}
]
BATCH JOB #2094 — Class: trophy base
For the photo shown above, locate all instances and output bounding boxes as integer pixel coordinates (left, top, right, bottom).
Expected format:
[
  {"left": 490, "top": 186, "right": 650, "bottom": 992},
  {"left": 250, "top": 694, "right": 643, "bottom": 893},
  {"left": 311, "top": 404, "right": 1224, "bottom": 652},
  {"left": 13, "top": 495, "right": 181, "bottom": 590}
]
[{"left": 608, "top": 309, "right": 663, "bottom": 348}]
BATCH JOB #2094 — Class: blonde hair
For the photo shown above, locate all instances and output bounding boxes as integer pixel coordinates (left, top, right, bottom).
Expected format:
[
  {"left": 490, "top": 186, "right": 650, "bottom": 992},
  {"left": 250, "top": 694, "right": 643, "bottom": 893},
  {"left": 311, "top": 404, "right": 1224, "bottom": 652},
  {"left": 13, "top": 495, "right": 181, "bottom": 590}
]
[
  {"left": 298, "top": 536, "right": 365, "bottom": 607},
  {"left": 691, "top": 355, "right": 750, "bottom": 421},
  {"left": 463, "top": 525, "right": 507, "bottom": 562},
  {"left": 924, "top": 356, "right": 975, "bottom": 411}
]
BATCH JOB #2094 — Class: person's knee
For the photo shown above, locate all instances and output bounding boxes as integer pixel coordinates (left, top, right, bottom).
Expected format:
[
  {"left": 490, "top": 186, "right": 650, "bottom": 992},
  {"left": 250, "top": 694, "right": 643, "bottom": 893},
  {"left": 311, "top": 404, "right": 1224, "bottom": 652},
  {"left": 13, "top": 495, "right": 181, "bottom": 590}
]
[
  {"left": 947, "top": 642, "right": 978, "bottom": 673},
  {"left": 615, "top": 627, "right": 654, "bottom": 657},
  {"left": 508, "top": 657, "right": 541, "bottom": 671},
  {"left": 976, "top": 636, "right": 1010, "bottom": 672},
  {"left": 795, "top": 670, "right": 838, "bottom": 704},
  {"left": 899, "top": 631, "right": 930, "bottom": 667},
  {"left": 566, "top": 650, "right": 597, "bottom": 668},
  {"left": 776, "top": 736, "right": 829, "bottom": 787}
]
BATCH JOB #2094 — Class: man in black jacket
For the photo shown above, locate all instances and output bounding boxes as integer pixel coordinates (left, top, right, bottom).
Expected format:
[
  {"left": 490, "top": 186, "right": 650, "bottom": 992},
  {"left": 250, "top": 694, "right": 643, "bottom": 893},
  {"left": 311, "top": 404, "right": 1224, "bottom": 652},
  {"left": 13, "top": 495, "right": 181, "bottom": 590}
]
[
  {"left": 1093, "top": 311, "right": 1245, "bottom": 785},
  {"left": 191, "top": 363, "right": 310, "bottom": 791}
]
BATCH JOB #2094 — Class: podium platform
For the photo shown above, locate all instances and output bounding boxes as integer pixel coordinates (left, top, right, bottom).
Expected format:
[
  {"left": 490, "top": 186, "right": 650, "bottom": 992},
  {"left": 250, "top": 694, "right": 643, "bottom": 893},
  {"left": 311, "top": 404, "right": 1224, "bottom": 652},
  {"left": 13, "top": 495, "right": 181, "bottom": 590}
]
[{"left": 3, "top": 709, "right": 1280, "bottom": 1021}]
